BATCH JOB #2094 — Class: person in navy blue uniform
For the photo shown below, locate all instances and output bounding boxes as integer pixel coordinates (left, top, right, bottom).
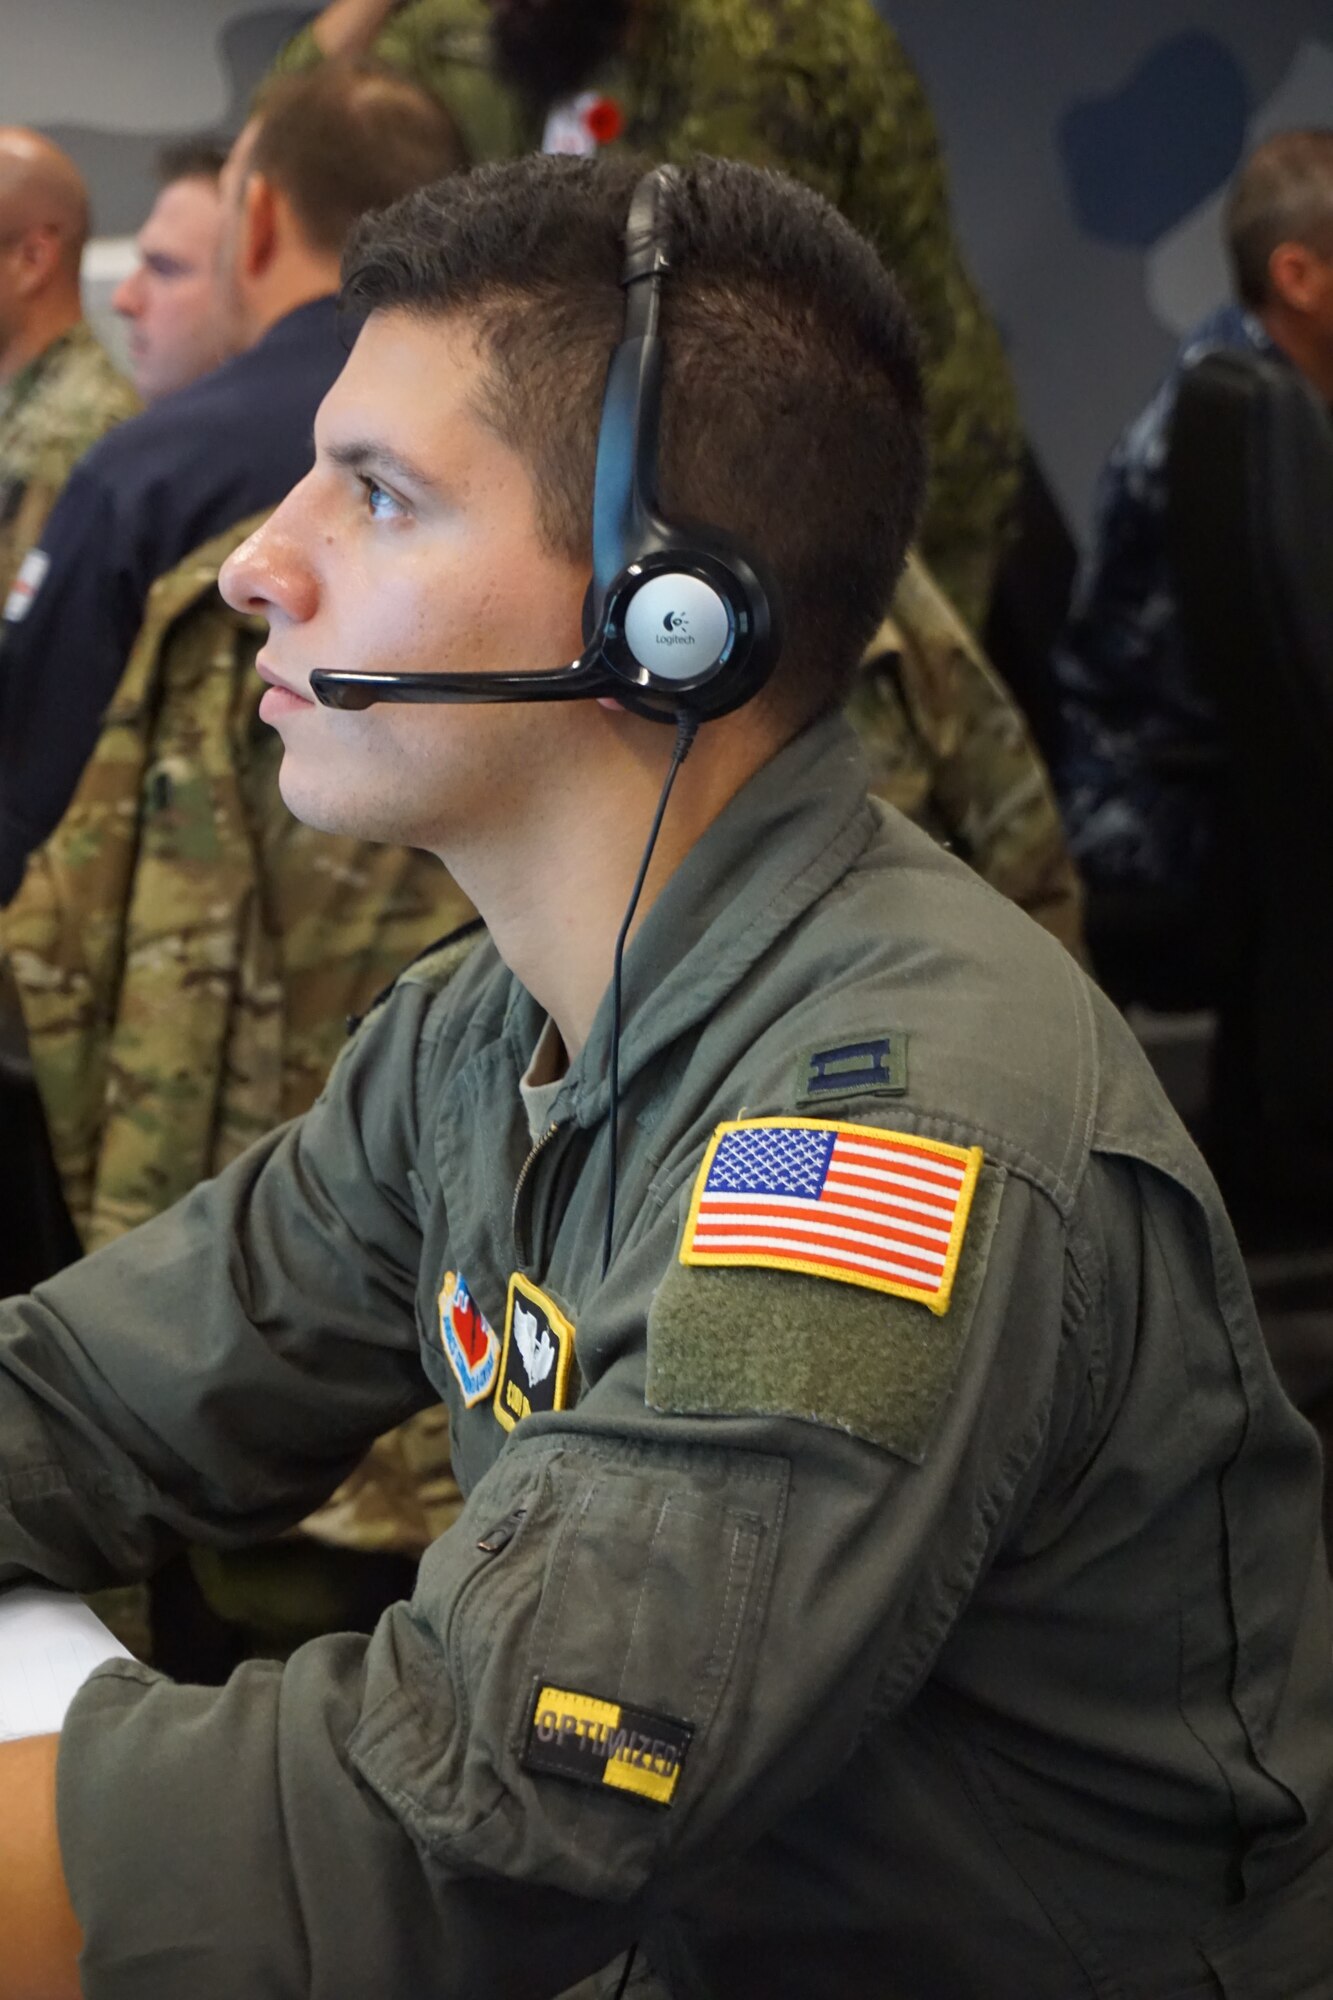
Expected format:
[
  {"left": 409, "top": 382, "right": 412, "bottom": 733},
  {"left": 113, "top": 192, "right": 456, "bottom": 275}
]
[
  {"left": 1052, "top": 129, "right": 1333, "bottom": 918},
  {"left": 0, "top": 61, "right": 465, "bottom": 906}
]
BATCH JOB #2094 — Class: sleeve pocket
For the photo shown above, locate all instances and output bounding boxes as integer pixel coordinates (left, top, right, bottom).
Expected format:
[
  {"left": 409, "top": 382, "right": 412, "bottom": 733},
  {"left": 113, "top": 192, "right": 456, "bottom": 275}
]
[{"left": 347, "top": 1433, "right": 789, "bottom": 1901}]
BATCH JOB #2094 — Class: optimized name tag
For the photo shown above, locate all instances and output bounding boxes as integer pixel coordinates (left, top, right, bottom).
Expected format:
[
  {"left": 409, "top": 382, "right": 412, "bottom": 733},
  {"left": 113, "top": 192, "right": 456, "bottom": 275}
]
[{"left": 521, "top": 1681, "right": 692, "bottom": 1807}]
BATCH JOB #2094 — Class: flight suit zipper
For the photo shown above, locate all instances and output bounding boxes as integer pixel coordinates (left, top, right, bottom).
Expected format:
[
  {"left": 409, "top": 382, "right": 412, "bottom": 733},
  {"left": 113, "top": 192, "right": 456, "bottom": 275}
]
[{"left": 511, "top": 1122, "right": 561, "bottom": 1267}]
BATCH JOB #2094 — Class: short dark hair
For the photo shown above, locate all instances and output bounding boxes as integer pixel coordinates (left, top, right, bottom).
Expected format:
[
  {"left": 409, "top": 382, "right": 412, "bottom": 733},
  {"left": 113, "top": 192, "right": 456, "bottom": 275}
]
[
  {"left": 342, "top": 153, "right": 927, "bottom": 717},
  {"left": 155, "top": 135, "right": 228, "bottom": 190},
  {"left": 1226, "top": 128, "right": 1333, "bottom": 308},
  {"left": 249, "top": 60, "right": 468, "bottom": 261}
]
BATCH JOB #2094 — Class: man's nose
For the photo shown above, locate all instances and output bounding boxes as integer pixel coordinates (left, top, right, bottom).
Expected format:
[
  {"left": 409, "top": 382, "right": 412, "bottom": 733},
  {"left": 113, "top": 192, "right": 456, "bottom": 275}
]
[
  {"left": 219, "top": 508, "right": 318, "bottom": 624},
  {"left": 112, "top": 270, "right": 142, "bottom": 319}
]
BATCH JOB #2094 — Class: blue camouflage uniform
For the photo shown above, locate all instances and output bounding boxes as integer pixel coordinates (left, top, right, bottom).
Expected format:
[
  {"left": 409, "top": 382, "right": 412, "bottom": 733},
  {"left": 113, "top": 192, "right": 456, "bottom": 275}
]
[{"left": 1052, "top": 305, "right": 1277, "bottom": 897}]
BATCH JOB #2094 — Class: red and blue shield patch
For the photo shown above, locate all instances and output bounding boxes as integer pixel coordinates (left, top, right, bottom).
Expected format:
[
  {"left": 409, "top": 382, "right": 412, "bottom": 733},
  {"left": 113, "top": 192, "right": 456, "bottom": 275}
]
[{"left": 438, "top": 1270, "right": 498, "bottom": 1406}]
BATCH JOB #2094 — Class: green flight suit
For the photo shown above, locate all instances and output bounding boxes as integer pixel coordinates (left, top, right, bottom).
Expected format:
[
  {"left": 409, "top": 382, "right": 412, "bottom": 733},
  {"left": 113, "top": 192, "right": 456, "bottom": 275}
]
[
  {"left": 0, "top": 710, "right": 1328, "bottom": 1995},
  {"left": 273, "top": 0, "right": 1022, "bottom": 627},
  {"left": 0, "top": 321, "right": 138, "bottom": 606}
]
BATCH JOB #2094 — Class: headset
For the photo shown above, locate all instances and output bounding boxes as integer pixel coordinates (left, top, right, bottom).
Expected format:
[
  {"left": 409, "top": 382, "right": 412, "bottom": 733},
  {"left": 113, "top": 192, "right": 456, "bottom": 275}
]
[{"left": 309, "top": 163, "right": 783, "bottom": 722}]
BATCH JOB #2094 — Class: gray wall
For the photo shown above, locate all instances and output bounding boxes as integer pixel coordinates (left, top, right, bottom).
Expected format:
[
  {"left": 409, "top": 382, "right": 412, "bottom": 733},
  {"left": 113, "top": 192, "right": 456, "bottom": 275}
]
[{"left": 6, "top": 3, "right": 1331, "bottom": 539}]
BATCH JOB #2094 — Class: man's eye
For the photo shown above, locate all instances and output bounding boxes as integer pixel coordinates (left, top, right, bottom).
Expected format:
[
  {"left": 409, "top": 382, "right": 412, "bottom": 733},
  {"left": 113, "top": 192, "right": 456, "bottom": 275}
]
[{"left": 363, "top": 478, "right": 404, "bottom": 522}]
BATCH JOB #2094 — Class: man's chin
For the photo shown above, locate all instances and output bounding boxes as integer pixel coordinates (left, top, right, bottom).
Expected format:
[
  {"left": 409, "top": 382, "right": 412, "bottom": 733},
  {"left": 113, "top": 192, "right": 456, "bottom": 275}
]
[{"left": 276, "top": 766, "right": 419, "bottom": 850}]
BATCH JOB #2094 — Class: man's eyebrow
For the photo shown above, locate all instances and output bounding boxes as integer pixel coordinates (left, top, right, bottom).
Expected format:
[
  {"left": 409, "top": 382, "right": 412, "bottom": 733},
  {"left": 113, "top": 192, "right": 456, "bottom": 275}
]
[{"left": 324, "top": 438, "right": 441, "bottom": 494}]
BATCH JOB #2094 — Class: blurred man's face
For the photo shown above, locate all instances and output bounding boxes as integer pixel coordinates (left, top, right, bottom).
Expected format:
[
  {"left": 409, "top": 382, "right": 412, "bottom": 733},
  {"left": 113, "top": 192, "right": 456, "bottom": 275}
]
[{"left": 113, "top": 175, "right": 226, "bottom": 400}]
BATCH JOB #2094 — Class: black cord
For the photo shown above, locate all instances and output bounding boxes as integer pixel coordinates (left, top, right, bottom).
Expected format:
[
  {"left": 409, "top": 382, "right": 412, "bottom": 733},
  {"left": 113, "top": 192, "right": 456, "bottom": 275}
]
[
  {"left": 602, "top": 710, "right": 700, "bottom": 1277},
  {"left": 611, "top": 1942, "right": 640, "bottom": 2000}
]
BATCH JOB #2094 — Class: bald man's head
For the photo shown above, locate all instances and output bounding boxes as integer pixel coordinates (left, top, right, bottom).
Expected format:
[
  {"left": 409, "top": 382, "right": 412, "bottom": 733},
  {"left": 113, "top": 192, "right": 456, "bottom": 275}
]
[
  {"left": 0, "top": 129, "right": 90, "bottom": 369},
  {"left": 0, "top": 128, "right": 89, "bottom": 271}
]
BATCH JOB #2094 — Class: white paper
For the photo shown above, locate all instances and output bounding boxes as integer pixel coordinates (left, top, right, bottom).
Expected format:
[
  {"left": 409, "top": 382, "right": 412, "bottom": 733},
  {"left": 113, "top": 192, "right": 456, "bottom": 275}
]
[{"left": 0, "top": 1587, "right": 131, "bottom": 1742}]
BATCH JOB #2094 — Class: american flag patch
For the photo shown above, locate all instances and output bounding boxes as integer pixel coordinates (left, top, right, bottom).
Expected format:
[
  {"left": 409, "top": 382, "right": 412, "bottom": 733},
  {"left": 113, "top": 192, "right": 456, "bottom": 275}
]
[{"left": 681, "top": 1118, "right": 983, "bottom": 1315}]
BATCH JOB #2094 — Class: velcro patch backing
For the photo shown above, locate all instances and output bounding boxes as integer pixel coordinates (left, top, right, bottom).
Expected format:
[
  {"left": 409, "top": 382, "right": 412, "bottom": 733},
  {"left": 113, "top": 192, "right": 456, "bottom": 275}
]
[
  {"left": 522, "top": 1682, "right": 692, "bottom": 1807},
  {"left": 651, "top": 1163, "right": 1004, "bottom": 1463}
]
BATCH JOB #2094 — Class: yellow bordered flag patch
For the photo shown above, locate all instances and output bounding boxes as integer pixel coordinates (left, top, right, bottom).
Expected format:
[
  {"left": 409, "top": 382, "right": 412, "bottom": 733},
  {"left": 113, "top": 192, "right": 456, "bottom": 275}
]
[
  {"left": 521, "top": 1682, "right": 692, "bottom": 1807},
  {"left": 681, "top": 1117, "right": 983, "bottom": 1316}
]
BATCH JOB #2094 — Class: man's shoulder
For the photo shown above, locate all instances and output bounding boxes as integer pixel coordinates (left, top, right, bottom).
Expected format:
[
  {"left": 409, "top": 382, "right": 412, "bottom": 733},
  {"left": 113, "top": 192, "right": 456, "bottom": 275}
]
[
  {"left": 669, "top": 0, "right": 913, "bottom": 80},
  {"left": 1111, "top": 305, "right": 1261, "bottom": 482},
  {"left": 756, "top": 812, "right": 1182, "bottom": 1209},
  {"left": 76, "top": 307, "right": 339, "bottom": 491},
  {"left": 19, "top": 326, "right": 137, "bottom": 446}
]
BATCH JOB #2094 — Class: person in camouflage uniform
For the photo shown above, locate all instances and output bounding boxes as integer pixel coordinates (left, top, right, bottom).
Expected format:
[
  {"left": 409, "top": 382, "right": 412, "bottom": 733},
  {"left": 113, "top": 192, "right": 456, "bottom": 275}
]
[
  {"left": 0, "top": 128, "right": 138, "bottom": 605},
  {"left": 855, "top": 549, "right": 1083, "bottom": 958},
  {"left": 274, "top": 0, "right": 1022, "bottom": 629},
  {"left": 0, "top": 514, "right": 474, "bottom": 1659}
]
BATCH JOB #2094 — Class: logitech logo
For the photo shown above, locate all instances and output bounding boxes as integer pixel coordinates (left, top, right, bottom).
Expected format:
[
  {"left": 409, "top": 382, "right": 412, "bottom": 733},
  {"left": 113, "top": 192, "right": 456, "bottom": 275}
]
[{"left": 657, "top": 610, "right": 695, "bottom": 646}]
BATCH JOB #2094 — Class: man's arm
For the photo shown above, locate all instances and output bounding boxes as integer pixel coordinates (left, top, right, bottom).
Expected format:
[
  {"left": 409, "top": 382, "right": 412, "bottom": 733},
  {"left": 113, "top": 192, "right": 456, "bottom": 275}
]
[
  {"left": 0, "top": 972, "right": 440, "bottom": 1594},
  {"left": 272, "top": 0, "right": 404, "bottom": 67},
  {"left": 0, "top": 1737, "right": 81, "bottom": 2000},
  {"left": 53, "top": 1150, "right": 1085, "bottom": 1994}
]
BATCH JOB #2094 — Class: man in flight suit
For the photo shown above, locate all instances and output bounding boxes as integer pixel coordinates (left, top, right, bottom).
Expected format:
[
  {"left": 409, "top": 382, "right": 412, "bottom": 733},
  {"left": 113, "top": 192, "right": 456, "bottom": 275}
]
[{"left": 1, "top": 155, "right": 1331, "bottom": 1999}]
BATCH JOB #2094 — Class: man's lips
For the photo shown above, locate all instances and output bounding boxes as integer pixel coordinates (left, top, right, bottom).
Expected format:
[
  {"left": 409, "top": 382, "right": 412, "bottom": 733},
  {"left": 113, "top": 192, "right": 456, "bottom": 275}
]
[{"left": 256, "top": 658, "right": 316, "bottom": 716}]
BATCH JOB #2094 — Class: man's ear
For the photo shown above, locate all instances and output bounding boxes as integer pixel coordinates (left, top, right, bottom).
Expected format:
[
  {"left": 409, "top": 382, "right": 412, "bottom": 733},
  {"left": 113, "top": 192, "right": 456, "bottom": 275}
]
[
  {"left": 241, "top": 172, "right": 279, "bottom": 281},
  {"left": 1267, "top": 240, "right": 1324, "bottom": 315},
  {"left": 14, "top": 225, "right": 61, "bottom": 298}
]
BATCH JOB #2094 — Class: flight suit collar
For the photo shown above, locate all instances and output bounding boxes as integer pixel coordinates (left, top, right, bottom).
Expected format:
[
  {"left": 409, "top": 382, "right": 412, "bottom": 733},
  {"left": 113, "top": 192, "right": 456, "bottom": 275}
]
[{"left": 540, "top": 708, "right": 878, "bottom": 1131}]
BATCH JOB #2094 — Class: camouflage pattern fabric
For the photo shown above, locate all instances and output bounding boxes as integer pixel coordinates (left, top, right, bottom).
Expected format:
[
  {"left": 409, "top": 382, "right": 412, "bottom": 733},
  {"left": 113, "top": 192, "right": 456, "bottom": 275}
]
[
  {"left": 0, "top": 321, "right": 139, "bottom": 605},
  {"left": 274, "top": 0, "right": 1022, "bottom": 629},
  {"left": 0, "top": 513, "right": 472, "bottom": 1558},
  {"left": 852, "top": 550, "right": 1084, "bottom": 958}
]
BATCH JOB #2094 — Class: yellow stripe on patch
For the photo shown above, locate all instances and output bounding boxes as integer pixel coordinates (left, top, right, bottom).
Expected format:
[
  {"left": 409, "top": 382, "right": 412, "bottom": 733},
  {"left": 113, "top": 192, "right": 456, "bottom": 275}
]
[
  {"left": 535, "top": 1685, "right": 619, "bottom": 1734},
  {"left": 603, "top": 1746, "right": 680, "bottom": 1805},
  {"left": 681, "top": 1116, "right": 983, "bottom": 1316}
]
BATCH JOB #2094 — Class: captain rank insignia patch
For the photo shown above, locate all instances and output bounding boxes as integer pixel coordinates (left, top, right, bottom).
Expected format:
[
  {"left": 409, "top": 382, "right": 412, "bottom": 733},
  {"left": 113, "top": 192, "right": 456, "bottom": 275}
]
[
  {"left": 494, "top": 1273, "right": 576, "bottom": 1431},
  {"left": 438, "top": 1271, "right": 498, "bottom": 1406}
]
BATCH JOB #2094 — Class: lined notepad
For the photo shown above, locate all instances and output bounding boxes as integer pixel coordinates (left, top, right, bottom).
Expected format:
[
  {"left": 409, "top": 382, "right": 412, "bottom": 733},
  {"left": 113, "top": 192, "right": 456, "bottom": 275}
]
[{"left": 0, "top": 1587, "right": 131, "bottom": 1742}]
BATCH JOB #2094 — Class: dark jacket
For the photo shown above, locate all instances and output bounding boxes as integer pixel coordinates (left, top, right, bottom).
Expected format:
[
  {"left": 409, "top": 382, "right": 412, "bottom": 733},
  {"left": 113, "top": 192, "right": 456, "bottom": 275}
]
[{"left": 0, "top": 295, "right": 345, "bottom": 903}]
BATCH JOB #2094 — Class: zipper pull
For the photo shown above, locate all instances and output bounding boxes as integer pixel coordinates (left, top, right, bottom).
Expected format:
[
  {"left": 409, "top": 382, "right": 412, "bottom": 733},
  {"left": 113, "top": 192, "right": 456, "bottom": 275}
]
[{"left": 476, "top": 1506, "right": 527, "bottom": 1554}]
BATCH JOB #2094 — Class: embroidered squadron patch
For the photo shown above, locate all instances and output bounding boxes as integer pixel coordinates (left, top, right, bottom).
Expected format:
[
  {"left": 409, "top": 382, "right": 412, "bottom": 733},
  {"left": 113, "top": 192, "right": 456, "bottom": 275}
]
[
  {"left": 521, "top": 1681, "right": 692, "bottom": 1807},
  {"left": 796, "top": 1033, "right": 908, "bottom": 1106},
  {"left": 681, "top": 1117, "right": 982, "bottom": 1316},
  {"left": 494, "top": 1274, "right": 576, "bottom": 1432},
  {"left": 437, "top": 1271, "right": 498, "bottom": 1407}
]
